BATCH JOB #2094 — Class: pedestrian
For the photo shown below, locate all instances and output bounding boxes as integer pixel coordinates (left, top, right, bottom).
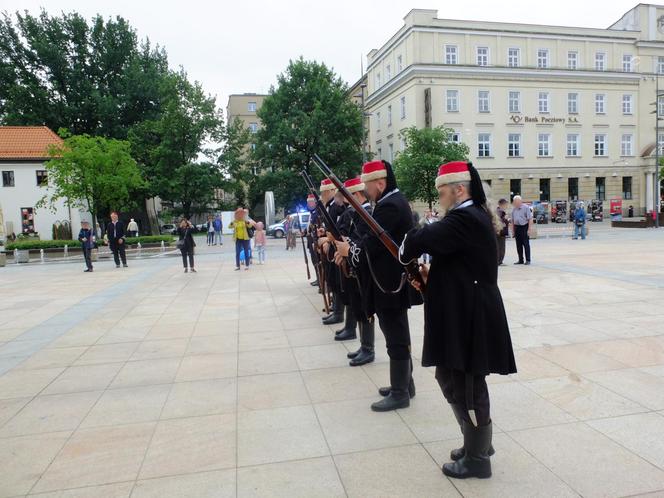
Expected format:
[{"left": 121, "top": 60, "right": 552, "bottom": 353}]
[
  {"left": 95, "top": 222, "right": 102, "bottom": 240},
  {"left": 510, "top": 195, "right": 532, "bottom": 265},
  {"left": 213, "top": 215, "right": 223, "bottom": 245},
  {"left": 573, "top": 201, "right": 587, "bottom": 240},
  {"left": 206, "top": 215, "right": 215, "bottom": 246},
  {"left": 229, "top": 207, "right": 254, "bottom": 270},
  {"left": 254, "top": 221, "right": 267, "bottom": 264},
  {"left": 333, "top": 161, "right": 421, "bottom": 411},
  {"left": 177, "top": 218, "right": 196, "bottom": 273},
  {"left": 399, "top": 160, "right": 516, "bottom": 479},
  {"left": 106, "top": 211, "right": 127, "bottom": 268},
  {"left": 284, "top": 216, "right": 291, "bottom": 250},
  {"left": 127, "top": 218, "right": 139, "bottom": 238},
  {"left": 496, "top": 199, "right": 509, "bottom": 265},
  {"left": 78, "top": 220, "right": 95, "bottom": 272},
  {"left": 628, "top": 205, "right": 634, "bottom": 218}
]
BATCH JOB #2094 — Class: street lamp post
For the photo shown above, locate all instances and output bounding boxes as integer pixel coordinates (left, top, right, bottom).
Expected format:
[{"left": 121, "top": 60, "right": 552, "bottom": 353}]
[
  {"left": 355, "top": 83, "right": 368, "bottom": 163},
  {"left": 649, "top": 76, "right": 663, "bottom": 227}
]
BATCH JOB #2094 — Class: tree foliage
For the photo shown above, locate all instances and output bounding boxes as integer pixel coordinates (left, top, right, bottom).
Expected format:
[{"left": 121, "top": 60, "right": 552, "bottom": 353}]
[
  {"left": 218, "top": 117, "right": 252, "bottom": 207},
  {"left": 393, "top": 126, "right": 470, "bottom": 209}
]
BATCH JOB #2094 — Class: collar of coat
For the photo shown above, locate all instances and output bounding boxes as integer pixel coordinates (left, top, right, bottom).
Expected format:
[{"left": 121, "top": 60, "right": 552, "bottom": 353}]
[
  {"left": 377, "top": 188, "right": 399, "bottom": 204},
  {"left": 451, "top": 199, "right": 474, "bottom": 211}
]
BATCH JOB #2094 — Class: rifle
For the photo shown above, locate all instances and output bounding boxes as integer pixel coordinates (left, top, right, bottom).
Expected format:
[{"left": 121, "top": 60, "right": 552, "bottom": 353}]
[
  {"left": 300, "top": 171, "right": 344, "bottom": 242},
  {"left": 311, "top": 154, "right": 426, "bottom": 293},
  {"left": 301, "top": 233, "right": 311, "bottom": 280}
]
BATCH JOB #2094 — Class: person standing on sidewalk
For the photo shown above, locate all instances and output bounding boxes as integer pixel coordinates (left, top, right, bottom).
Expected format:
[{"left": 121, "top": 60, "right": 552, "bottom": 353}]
[
  {"left": 573, "top": 201, "right": 587, "bottom": 240},
  {"left": 106, "top": 211, "right": 127, "bottom": 268},
  {"left": 177, "top": 218, "right": 197, "bottom": 273},
  {"left": 78, "top": 220, "right": 96, "bottom": 272},
  {"left": 206, "top": 216, "right": 215, "bottom": 246},
  {"left": 254, "top": 221, "right": 267, "bottom": 264},
  {"left": 229, "top": 208, "right": 254, "bottom": 270},
  {"left": 496, "top": 199, "right": 509, "bottom": 266},
  {"left": 510, "top": 196, "right": 532, "bottom": 265},
  {"left": 213, "top": 215, "right": 223, "bottom": 245},
  {"left": 127, "top": 218, "right": 139, "bottom": 238}
]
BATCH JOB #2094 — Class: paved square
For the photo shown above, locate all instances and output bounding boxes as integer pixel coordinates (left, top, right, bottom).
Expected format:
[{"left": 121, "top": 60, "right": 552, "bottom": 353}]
[{"left": 1, "top": 228, "right": 664, "bottom": 497}]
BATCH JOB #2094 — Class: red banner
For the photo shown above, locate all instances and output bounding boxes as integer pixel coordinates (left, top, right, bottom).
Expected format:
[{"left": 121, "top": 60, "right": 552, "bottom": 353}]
[{"left": 610, "top": 198, "right": 622, "bottom": 215}]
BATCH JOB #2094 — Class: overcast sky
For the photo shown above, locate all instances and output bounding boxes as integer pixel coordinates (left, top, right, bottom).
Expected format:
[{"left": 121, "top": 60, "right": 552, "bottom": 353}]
[{"left": 1, "top": 0, "right": 642, "bottom": 116}]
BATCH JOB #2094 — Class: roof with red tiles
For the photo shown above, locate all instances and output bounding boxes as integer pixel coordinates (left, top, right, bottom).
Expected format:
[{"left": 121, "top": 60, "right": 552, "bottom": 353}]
[{"left": 0, "top": 126, "right": 63, "bottom": 160}]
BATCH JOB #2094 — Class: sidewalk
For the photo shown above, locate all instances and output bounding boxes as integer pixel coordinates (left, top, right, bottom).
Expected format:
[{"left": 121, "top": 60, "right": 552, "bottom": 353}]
[{"left": 1, "top": 231, "right": 664, "bottom": 497}]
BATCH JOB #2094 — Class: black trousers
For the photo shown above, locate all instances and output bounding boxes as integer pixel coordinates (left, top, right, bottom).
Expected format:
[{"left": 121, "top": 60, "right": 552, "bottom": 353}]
[
  {"left": 496, "top": 235, "right": 506, "bottom": 264},
  {"left": 514, "top": 224, "right": 531, "bottom": 262},
  {"left": 376, "top": 308, "right": 411, "bottom": 361},
  {"left": 435, "top": 367, "right": 491, "bottom": 426},
  {"left": 111, "top": 243, "right": 127, "bottom": 265},
  {"left": 180, "top": 248, "right": 194, "bottom": 268},
  {"left": 82, "top": 247, "right": 93, "bottom": 270}
]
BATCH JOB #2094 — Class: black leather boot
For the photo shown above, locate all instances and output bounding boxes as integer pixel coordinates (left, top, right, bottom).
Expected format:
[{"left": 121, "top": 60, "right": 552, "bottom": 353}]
[
  {"left": 347, "top": 348, "right": 361, "bottom": 359},
  {"left": 371, "top": 359, "right": 411, "bottom": 412},
  {"left": 322, "top": 293, "right": 343, "bottom": 325},
  {"left": 335, "top": 307, "right": 357, "bottom": 341},
  {"left": 349, "top": 320, "right": 374, "bottom": 366},
  {"left": 442, "top": 421, "right": 492, "bottom": 479},
  {"left": 378, "top": 357, "right": 415, "bottom": 398},
  {"left": 450, "top": 404, "right": 495, "bottom": 461}
]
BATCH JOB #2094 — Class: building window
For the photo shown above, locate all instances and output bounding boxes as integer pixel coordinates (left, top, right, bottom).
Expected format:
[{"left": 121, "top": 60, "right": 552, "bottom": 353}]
[
  {"left": 476, "top": 47, "right": 489, "bottom": 66},
  {"left": 566, "top": 134, "right": 580, "bottom": 156},
  {"left": 537, "top": 133, "right": 551, "bottom": 157},
  {"left": 508, "top": 91, "right": 521, "bottom": 113},
  {"left": 508, "top": 133, "right": 521, "bottom": 157},
  {"left": 595, "top": 52, "right": 606, "bottom": 71},
  {"left": 594, "top": 134, "right": 607, "bottom": 156},
  {"left": 540, "top": 178, "right": 550, "bottom": 201},
  {"left": 387, "top": 105, "right": 392, "bottom": 126},
  {"left": 445, "top": 45, "right": 458, "bottom": 65},
  {"left": 375, "top": 73, "right": 381, "bottom": 89},
  {"left": 451, "top": 132, "right": 461, "bottom": 143},
  {"left": 622, "top": 176, "right": 633, "bottom": 200},
  {"left": 538, "top": 92, "right": 549, "bottom": 113},
  {"left": 658, "top": 96, "right": 664, "bottom": 117},
  {"left": 247, "top": 102, "right": 257, "bottom": 112},
  {"left": 622, "top": 94, "right": 633, "bottom": 115},
  {"left": 595, "top": 177, "right": 606, "bottom": 200},
  {"left": 568, "top": 93, "right": 579, "bottom": 114},
  {"left": 386, "top": 65, "right": 391, "bottom": 81},
  {"left": 250, "top": 143, "right": 256, "bottom": 151},
  {"left": 567, "top": 51, "right": 578, "bottom": 70},
  {"left": 400, "top": 96, "right": 406, "bottom": 119},
  {"left": 537, "top": 49, "right": 549, "bottom": 69},
  {"left": 622, "top": 54, "right": 634, "bottom": 72},
  {"left": 477, "top": 133, "right": 491, "bottom": 157},
  {"left": 478, "top": 90, "right": 490, "bottom": 113},
  {"left": 400, "top": 136, "right": 406, "bottom": 150},
  {"left": 21, "top": 207, "right": 35, "bottom": 233},
  {"left": 510, "top": 179, "right": 521, "bottom": 200},
  {"left": 657, "top": 56, "right": 664, "bottom": 74},
  {"left": 248, "top": 122, "right": 258, "bottom": 134},
  {"left": 375, "top": 111, "right": 380, "bottom": 131},
  {"left": 446, "top": 90, "right": 459, "bottom": 112},
  {"left": 621, "top": 134, "right": 633, "bottom": 156},
  {"left": 568, "top": 177, "right": 579, "bottom": 200},
  {"left": 508, "top": 47, "right": 520, "bottom": 67},
  {"left": 595, "top": 94, "right": 606, "bottom": 114},
  {"left": 376, "top": 147, "right": 382, "bottom": 159},
  {"left": 2, "top": 170, "right": 14, "bottom": 187},
  {"left": 36, "top": 170, "right": 48, "bottom": 186},
  {"left": 659, "top": 132, "right": 664, "bottom": 154},
  {"left": 397, "top": 55, "right": 403, "bottom": 72},
  {"left": 388, "top": 143, "right": 394, "bottom": 162}
]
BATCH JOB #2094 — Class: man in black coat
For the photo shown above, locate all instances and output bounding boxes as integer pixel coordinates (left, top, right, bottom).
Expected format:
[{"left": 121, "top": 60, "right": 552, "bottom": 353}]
[
  {"left": 399, "top": 161, "right": 516, "bottom": 480},
  {"left": 334, "top": 160, "right": 420, "bottom": 412},
  {"left": 106, "top": 211, "right": 127, "bottom": 268}
]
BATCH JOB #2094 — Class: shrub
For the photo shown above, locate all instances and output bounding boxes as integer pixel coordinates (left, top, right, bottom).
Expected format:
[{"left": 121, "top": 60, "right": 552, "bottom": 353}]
[{"left": 5, "top": 235, "right": 175, "bottom": 251}]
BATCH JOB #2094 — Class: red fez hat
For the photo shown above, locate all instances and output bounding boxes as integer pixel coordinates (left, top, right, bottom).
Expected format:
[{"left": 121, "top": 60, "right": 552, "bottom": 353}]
[
  {"left": 435, "top": 161, "right": 471, "bottom": 189},
  {"left": 306, "top": 194, "right": 315, "bottom": 201},
  {"left": 343, "top": 177, "right": 365, "bottom": 194},
  {"left": 360, "top": 160, "right": 387, "bottom": 183},
  {"left": 320, "top": 178, "right": 336, "bottom": 192}
]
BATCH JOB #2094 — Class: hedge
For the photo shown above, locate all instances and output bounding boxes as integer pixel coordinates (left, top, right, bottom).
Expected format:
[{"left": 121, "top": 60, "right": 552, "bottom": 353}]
[{"left": 4, "top": 235, "right": 175, "bottom": 251}]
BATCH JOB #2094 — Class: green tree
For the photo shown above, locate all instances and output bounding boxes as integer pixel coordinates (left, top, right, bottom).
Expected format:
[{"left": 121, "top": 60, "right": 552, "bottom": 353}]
[
  {"left": 0, "top": 10, "right": 169, "bottom": 138},
  {"left": 171, "top": 162, "right": 224, "bottom": 219},
  {"left": 128, "top": 70, "right": 224, "bottom": 217},
  {"left": 36, "top": 133, "right": 144, "bottom": 227},
  {"left": 393, "top": 126, "right": 470, "bottom": 209},
  {"left": 218, "top": 117, "right": 252, "bottom": 207},
  {"left": 251, "top": 58, "right": 363, "bottom": 212}
]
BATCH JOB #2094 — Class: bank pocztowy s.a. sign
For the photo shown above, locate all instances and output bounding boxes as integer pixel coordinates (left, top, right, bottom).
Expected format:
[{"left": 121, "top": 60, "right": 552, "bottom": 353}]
[{"left": 509, "top": 115, "right": 580, "bottom": 124}]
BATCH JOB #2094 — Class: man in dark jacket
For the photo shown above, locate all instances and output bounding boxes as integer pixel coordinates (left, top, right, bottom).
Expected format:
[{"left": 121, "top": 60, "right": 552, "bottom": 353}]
[
  {"left": 334, "top": 160, "right": 420, "bottom": 412},
  {"left": 106, "top": 211, "right": 127, "bottom": 268},
  {"left": 399, "top": 161, "right": 516, "bottom": 480},
  {"left": 78, "top": 220, "right": 95, "bottom": 272},
  {"left": 496, "top": 199, "right": 509, "bottom": 265}
]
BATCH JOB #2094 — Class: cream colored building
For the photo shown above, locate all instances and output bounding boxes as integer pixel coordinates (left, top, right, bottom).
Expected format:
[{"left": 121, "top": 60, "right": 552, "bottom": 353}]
[
  {"left": 226, "top": 93, "right": 267, "bottom": 143},
  {"left": 366, "top": 4, "right": 664, "bottom": 214}
]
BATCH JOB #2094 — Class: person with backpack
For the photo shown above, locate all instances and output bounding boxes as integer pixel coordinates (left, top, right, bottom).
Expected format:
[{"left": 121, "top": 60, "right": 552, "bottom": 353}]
[{"left": 573, "top": 202, "right": 587, "bottom": 240}]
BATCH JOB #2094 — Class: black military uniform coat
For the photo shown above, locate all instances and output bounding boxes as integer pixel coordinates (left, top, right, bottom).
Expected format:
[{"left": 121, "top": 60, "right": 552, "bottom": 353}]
[
  {"left": 324, "top": 199, "right": 346, "bottom": 295},
  {"left": 399, "top": 201, "right": 517, "bottom": 376}
]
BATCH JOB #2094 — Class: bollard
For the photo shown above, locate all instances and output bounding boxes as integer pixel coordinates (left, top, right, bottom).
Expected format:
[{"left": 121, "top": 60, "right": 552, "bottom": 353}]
[
  {"left": 40, "top": 249, "right": 45, "bottom": 263},
  {"left": 137, "top": 242, "right": 142, "bottom": 257},
  {"left": 64, "top": 244, "right": 68, "bottom": 259},
  {"left": 14, "top": 248, "right": 18, "bottom": 264},
  {"left": 161, "top": 240, "right": 165, "bottom": 252}
]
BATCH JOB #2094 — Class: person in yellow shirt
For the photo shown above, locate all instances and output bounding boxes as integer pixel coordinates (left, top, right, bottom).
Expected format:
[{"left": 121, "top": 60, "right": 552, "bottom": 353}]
[{"left": 229, "top": 208, "right": 256, "bottom": 270}]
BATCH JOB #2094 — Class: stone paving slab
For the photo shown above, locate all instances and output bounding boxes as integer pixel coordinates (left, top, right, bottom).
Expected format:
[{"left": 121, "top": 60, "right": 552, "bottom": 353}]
[{"left": 1, "top": 230, "right": 664, "bottom": 497}]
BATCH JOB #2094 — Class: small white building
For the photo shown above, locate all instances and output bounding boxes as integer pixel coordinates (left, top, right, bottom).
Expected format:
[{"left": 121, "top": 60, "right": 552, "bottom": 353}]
[{"left": 0, "top": 126, "right": 86, "bottom": 241}]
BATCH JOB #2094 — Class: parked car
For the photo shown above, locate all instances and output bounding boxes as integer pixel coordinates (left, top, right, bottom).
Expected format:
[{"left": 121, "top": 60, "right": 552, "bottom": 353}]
[
  {"left": 160, "top": 224, "right": 177, "bottom": 235},
  {"left": 267, "top": 212, "right": 310, "bottom": 238}
]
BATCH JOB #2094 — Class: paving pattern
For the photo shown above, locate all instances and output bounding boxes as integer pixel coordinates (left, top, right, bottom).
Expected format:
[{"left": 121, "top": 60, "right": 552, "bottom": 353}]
[{"left": 1, "top": 229, "right": 664, "bottom": 497}]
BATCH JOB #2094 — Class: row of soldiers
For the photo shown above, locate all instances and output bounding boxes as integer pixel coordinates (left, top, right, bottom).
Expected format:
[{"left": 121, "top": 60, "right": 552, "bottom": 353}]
[{"left": 304, "top": 159, "right": 516, "bottom": 480}]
